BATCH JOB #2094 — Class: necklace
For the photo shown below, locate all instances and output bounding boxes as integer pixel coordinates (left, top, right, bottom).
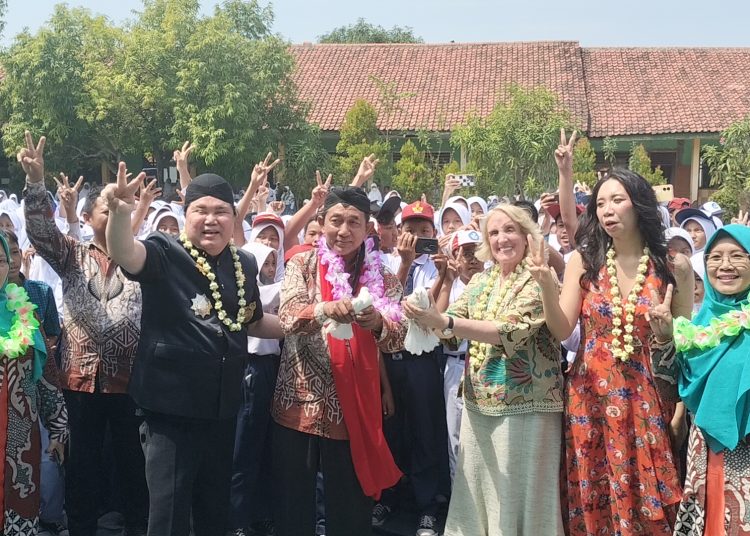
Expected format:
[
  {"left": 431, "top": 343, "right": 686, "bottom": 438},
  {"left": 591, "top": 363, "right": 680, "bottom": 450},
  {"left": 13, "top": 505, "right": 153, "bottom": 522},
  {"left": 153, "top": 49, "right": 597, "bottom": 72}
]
[
  {"left": 673, "top": 302, "right": 750, "bottom": 353},
  {"left": 180, "top": 233, "right": 247, "bottom": 332},
  {"left": 467, "top": 261, "right": 524, "bottom": 372},
  {"left": 2, "top": 283, "right": 40, "bottom": 359},
  {"left": 317, "top": 237, "right": 402, "bottom": 322},
  {"left": 606, "top": 245, "right": 650, "bottom": 361}
]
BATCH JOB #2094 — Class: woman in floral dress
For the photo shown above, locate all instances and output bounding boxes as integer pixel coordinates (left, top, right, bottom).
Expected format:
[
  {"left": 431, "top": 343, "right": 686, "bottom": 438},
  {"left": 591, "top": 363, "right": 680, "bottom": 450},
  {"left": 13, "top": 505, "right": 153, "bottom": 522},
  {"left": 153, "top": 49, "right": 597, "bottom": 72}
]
[
  {"left": 0, "top": 232, "right": 67, "bottom": 535},
  {"left": 530, "top": 158, "right": 694, "bottom": 534}
]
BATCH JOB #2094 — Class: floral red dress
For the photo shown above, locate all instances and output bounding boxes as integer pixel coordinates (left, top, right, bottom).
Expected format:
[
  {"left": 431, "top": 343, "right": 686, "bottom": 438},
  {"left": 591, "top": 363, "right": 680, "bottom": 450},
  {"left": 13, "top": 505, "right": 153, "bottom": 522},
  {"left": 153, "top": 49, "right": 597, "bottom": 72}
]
[{"left": 564, "top": 264, "right": 682, "bottom": 536}]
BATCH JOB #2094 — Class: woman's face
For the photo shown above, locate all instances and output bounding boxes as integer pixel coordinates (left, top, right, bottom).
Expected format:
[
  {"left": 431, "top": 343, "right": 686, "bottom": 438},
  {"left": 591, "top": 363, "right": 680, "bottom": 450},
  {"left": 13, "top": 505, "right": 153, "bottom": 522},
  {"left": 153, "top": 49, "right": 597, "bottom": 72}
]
[
  {"left": 0, "top": 214, "right": 14, "bottom": 235},
  {"left": 8, "top": 241, "right": 21, "bottom": 283},
  {"left": 256, "top": 226, "right": 280, "bottom": 251},
  {"left": 486, "top": 210, "right": 525, "bottom": 271},
  {"left": 260, "top": 251, "right": 277, "bottom": 283},
  {"left": 684, "top": 220, "right": 707, "bottom": 250},
  {"left": 0, "top": 253, "right": 9, "bottom": 286},
  {"left": 156, "top": 215, "right": 180, "bottom": 237},
  {"left": 694, "top": 273, "right": 705, "bottom": 305},
  {"left": 441, "top": 208, "right": 463, "bottom": 234},
  {"left": 470, "top": 202, "right": 484, "bottom": 219},
  {"left": 668, "top": 237, "right": 693, "bottom": 258},
  {"left": 705, "top": 236, "right": 750, "bottom": 296},
  {"left": 595, "top": 179, "right": 637, "bottom": 238}
]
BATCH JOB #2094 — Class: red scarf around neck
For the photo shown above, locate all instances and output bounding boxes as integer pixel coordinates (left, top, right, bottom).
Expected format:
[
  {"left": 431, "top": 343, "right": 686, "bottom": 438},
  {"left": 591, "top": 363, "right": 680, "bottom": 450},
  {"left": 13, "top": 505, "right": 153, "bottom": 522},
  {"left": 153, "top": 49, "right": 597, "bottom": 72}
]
[{"left": 318, "top": 258, "right": 402, "bottom": 499}]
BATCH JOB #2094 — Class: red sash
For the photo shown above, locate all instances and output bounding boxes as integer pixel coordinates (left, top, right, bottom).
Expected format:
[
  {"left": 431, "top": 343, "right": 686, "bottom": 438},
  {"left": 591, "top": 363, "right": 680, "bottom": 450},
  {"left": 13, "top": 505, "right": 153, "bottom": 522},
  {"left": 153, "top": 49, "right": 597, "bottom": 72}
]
[{"left": 319, "top": 259, "right": 402, "bottom": 499}]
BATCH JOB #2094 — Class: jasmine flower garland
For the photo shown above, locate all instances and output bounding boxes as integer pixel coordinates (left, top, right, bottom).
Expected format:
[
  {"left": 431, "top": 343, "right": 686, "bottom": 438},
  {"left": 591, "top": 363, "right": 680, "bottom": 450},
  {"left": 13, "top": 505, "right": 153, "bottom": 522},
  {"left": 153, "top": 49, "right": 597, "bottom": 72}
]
[
  {"left": 606, "top": 246, "right": 650, "bottom": 362},
  {"left": 2, "top": 283, "right": 40, "bottom": 359},
  {"left": 317, "top": 237, "right": 402, "bottom": 323},
  {"left": 180, "top": 233, "right": 247, "bottom": 332}
]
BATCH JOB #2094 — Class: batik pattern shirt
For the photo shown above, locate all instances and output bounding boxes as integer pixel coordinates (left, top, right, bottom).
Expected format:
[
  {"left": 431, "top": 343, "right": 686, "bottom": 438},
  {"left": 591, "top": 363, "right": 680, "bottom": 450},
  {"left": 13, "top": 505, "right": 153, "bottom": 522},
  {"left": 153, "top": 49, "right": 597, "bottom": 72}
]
[
  {"left": 272, "top": 248, "right": 407, "bottom": 440},
  {"left": 24, "top": 181, "right": 141, "bottom": 394}
]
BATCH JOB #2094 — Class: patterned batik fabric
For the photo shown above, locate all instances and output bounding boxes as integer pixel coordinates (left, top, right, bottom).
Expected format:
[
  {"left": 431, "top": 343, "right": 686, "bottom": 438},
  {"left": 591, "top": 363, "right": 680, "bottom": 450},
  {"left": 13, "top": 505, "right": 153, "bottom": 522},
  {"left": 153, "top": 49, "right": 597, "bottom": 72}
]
[
  {"left": 564, "top": 264, "right": 682, "bottom": 536},
  {"left": 674, "top": 424, "right": 750, "bottom": 536},
  {"left": 272, "top": 248, "right": 407, "bottom": 440},
  {"left": 24, "top": 181, "right": 141, "bottom": 393},
  {"left": 446, "top": 268, "right": 564, "bottom": 417},
  {"left": 1, "top": 344, "right": 67, "bottom": 535}
]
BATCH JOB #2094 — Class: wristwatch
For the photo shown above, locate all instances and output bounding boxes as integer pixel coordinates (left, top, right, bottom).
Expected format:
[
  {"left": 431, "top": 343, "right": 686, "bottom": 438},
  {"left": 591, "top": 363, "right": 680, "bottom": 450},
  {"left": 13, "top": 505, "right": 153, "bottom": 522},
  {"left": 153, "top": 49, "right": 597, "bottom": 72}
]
[{"left": 441, "top": 315, "right": 455, "bottom": 337}]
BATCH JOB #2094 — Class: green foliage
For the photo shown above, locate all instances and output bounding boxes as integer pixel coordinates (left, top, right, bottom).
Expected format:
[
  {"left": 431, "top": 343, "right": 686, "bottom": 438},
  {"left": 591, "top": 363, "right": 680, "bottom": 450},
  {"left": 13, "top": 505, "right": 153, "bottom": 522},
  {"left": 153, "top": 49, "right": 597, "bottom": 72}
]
[
  {"left": 702, "top": 116, "right": 750, "bottom": 218},
  {"left": 282, "top": 124, "right": 331, "bottom": 202},
  {"left": 334, "top": 100, "right": 391, "bottom": 186},
  {"left": 628, "top": 144, "right": 666, "bottom": 185},
  {"left": 573, "top": 137, "right": 597, "bottom": 187},
  {"left": 450, "top": 84, "right": 573, "bottom": 198},
  {"left": 0, "top": 0, "right": 7, "bottom": 37},
  {"left": 0, "top": 0, "right": 310, "bottom": 187},
  {"left": 602, "top": 136, "right": 618, "bottom": 167},
  {"left": 392, "top": 140, "right": 432, "bottom": 202},
  {"left": 318, "top": 18, "right": 422, "bottom": 44}
]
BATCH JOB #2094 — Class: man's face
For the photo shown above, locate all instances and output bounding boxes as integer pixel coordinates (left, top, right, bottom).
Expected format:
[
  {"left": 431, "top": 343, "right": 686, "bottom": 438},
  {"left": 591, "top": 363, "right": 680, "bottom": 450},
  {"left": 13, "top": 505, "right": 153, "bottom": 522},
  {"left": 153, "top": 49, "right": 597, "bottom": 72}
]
[
  {"left": 83, "top": 195, "right": 110, "bottom": 238},
  {"left": 303, "top": 220, "right": 322, "bottom": 246},
  {"left": 401, "top": 218, "right": 435, "bottom": 239},
  {"left": 555, "top": 215, "right": 571, "bottom": 251},
  {"left": 184, "top": 196, "right": 235, "bottom": 256},
  {"left": 321, "top": 204, "right": 367, "bottom": 260},
  {"left": 378, "top": 220, "right": 398, "bottom": 250}
]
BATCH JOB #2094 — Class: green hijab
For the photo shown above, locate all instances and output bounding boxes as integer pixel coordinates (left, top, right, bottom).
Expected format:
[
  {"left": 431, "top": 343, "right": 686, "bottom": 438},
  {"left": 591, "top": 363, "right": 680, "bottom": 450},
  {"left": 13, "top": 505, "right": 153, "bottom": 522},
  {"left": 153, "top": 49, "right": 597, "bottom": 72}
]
[
  {"left": 0, "top": 233, "right": 47, "bottom": 381},
  {"left": 678, "top": 224, "right": 750, "bottom": 453}
]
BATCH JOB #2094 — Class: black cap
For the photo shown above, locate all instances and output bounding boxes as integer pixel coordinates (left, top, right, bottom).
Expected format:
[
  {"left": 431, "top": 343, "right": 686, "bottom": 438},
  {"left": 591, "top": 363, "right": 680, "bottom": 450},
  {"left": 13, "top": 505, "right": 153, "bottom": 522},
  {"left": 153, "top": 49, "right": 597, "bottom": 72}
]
[{"left": 376, "top": 195, "right": 402, "bottom": 224}]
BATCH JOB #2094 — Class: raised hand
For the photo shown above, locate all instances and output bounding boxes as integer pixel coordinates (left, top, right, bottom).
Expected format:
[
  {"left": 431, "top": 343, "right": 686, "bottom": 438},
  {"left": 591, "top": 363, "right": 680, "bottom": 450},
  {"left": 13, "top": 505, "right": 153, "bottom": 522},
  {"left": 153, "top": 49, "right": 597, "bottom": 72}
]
[
  {"left": 555, "top": 128, "right": 578, "bottom": 174},
  {"left": 103, "top": 162, "right": 145, "bottom": 214},
  {"left": 53, "top": 173, "right": 84, "bottom": 220},
  {"left": 173, "top": 141, "right": 195, "bottom": 170},
  {"left": 250, "top": 152, "right": 281, "bottom": 194},
  {"left": 138, "top": 178, "right": 163, "bottom": 208},
  {"left": 731, "top": 209, "right": 749, "bottom": 226},
  {"left": 444, "top": 174, "right": 461, "bottom": 197},
  {"left": 351, "top": 154, "right": 379, "bottom": 187},
  {"left": 526, "top": 235, "right": 558, "bottom": 292},
  {"left": 17, "top": 131, "right": 46, "bottom": 183},
  {"left": 646, "top": 284, "right": 674, "bottom": 343},
  {"left": 312, "top": 170, "right": 332, "bottom": 208},
  {"left": 270, "top": 200, "right": 285, "bottom": 215}
]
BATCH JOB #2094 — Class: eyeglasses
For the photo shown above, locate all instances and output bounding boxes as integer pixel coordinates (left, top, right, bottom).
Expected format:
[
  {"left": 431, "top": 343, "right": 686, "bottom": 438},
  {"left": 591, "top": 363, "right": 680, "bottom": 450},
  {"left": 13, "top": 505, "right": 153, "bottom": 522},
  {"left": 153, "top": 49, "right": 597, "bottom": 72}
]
[{"left": 704, "top": 251, "right": 750, "bottom": 269}]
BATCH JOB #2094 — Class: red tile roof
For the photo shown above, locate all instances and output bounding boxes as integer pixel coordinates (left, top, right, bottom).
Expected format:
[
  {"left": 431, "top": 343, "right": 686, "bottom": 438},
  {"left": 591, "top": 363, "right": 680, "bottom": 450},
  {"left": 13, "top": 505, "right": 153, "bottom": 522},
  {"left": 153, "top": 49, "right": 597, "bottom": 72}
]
[
  {"left": 584, "top": 47, "right": 750, "bottom": 137},
  {"left": 291, "top": 42, "right": 589, "bottom": 132},
  {"left": 292, "top": 43, "right": 750, "bottom": 138}
]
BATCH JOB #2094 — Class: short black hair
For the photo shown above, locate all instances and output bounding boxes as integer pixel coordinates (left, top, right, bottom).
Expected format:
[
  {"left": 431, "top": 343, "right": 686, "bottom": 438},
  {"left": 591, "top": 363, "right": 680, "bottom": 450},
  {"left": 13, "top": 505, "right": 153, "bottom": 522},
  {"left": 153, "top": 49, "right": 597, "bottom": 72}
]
[
  {"left": 81, "top": 184, "right": 106, "bottom": 216},
  {"left": 512, "top": 199, "right": 538, "bottom": 222}
]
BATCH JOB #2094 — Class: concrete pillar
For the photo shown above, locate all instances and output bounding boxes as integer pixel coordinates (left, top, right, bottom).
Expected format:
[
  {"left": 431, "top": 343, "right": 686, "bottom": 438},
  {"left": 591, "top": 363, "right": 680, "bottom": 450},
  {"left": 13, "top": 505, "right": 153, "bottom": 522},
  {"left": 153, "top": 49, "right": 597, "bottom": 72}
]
[{"left": 689, "top": 138, "right": 700, "bottom": 202}]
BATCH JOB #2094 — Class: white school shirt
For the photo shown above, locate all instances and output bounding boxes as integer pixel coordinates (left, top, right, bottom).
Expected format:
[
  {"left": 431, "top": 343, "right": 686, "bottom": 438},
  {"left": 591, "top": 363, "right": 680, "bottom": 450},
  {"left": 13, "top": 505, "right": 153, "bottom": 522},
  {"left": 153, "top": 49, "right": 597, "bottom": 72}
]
[{"left": 386, "top": 254, "right": 439, "bottom": 295}]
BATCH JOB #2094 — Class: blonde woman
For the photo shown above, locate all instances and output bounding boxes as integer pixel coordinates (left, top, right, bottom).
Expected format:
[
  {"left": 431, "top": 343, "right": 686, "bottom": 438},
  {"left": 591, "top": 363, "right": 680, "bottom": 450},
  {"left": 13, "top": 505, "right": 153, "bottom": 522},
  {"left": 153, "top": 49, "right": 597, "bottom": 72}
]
[{"left": 404, "top": 204, "right": 564, "bottom": 536}]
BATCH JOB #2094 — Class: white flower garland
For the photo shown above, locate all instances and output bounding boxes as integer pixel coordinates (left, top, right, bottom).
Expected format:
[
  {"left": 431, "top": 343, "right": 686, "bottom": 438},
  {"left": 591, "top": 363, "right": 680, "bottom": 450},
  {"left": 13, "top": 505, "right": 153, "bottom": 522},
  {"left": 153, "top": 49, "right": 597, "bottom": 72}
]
[
  {"left": 468, "top": 261, "right": 524, "bottom": 372},
  {"left": 180, "top": 233, "right": 247, "bottom": 332},
  {"left": 606, "top": 246, "right": 650, "bottom": 361}
]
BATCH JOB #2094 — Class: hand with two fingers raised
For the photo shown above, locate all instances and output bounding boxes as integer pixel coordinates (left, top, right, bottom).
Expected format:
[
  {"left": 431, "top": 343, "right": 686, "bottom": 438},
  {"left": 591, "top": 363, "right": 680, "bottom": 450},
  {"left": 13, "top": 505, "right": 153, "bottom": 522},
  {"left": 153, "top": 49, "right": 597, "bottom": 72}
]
[
  {"left": 103, "top": 162, "right": 146, "bottom": 214},
  {"left": 646, "top": 284, "right": 674, "bottom": 344}
]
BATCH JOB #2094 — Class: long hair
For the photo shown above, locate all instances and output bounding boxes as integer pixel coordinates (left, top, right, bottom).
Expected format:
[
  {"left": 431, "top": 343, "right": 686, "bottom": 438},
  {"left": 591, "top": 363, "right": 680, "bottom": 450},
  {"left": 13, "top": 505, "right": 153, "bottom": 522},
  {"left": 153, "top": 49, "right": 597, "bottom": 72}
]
[
  {"left": 575, "top": 168, "right": 673, "bottom": 290},
  {"left": 476, "top": 204, "right": 542, "bottom": 263}
]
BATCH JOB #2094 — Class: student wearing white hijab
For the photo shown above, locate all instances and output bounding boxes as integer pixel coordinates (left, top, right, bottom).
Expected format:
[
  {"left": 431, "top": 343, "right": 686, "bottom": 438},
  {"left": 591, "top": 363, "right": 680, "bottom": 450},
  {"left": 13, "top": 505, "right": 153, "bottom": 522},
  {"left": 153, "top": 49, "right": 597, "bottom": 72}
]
[
  {"left": 245, "top": 213, "right": 285, "bottom": 282},
  {"left": 229, "top": 242, "right": 282, "bottom": 536},
  {"left": 437, "top": 202, "right": 471, "bottom": 237},
  {"left": 466, "top": 196, "right": 488, "bottom": 219}
]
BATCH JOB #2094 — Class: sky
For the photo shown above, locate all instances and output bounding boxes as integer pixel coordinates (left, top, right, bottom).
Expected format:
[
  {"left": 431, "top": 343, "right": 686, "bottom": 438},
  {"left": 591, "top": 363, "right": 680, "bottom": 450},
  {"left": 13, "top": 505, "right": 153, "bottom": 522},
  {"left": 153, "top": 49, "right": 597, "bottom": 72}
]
[{"left": 3, "top": 0, "right": 750, "bottom": 48}]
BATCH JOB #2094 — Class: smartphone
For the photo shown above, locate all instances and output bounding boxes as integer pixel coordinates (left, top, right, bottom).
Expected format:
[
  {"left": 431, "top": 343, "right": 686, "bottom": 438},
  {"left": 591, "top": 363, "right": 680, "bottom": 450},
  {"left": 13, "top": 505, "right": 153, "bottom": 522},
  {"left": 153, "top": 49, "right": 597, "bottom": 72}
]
[
  {"left": 653, "top": 184, "right": 673, "bottom": 203},
  {"left": 415, "top": 237, "right": 439, "bottom": 255},
  {"left": 455, "top": 175, "right": 476, "bottom": 187},
  {"left": 142, "top": 167, "right": 158, "bottom": 180}
]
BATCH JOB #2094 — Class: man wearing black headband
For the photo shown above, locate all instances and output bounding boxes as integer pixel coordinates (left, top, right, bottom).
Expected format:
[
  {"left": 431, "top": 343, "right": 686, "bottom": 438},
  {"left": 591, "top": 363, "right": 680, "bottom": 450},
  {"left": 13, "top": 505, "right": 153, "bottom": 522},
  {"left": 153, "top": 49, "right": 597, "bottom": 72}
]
[
  {"left": 271, "top": 186, "right": 406, "bottom": 536},
  {"left": 104, "top": 166, "right": 283, "bottom": 536}
]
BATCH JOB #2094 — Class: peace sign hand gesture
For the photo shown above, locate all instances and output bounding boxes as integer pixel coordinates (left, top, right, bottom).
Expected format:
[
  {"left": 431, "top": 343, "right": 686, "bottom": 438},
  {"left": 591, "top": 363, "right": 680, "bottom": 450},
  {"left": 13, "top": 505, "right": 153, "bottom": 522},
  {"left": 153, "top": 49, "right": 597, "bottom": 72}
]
[
  {"left": 103, "top": 162, "right": 145, "bottom": 214},
  {"left": 138, "top": 178, "right": 163, "bottom": 207},
  {"left": 526, "top": 235, "right": 558, "bottom": 293},
  {"left": 351, "top": 154, "right": 379, "bottom": 187},
  {"left": 555, "top": 128, "right": 578, "bottom": 174},
  {"left": 646, "top": 284, "right": 674, "bottom": 343},
  {"left": 731, "top": 209, "right": 749, "bottom": 226},
  {"left": 17, "top": 131, "right": 46, "bottom": 183},
  {"left": 53, "top": 173, "right": 84, "bottom": 219},
  {"left": 250, "top": 152, "right": 281, "bottom": 193},
  {"left": 173, "top": 141, "right": 195, "bottom": 169},
  {"left": 312, "top": 170, "right": 332, "bottom": 208}
]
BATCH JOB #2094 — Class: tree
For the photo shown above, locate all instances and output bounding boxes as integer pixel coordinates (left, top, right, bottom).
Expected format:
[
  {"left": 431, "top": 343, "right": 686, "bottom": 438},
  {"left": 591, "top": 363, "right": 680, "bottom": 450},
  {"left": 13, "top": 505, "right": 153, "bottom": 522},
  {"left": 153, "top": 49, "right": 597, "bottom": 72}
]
[
  {"left": 318, "top": 18, "right": 422, "bottom": 44},
  {"left": 334, "top": 100, "right": 391, "bottom": 186},
  {"left": 282, "top": 124, "right": 331, "bottom": 203},
  {"left": 0, "top": 0, "right": 7, "bottom": 37},
  {"left": 702, "top": 116, "right": 750, "bottom": 219},
  {"left": 602, "top": 136, "right": 618, "bottom": 168},
  {"left": 573, "top": 136, "right": 597, "bottom": 187},
  {"left": 392, "top": 140, "right": 431, "bottom": 202},
  {"left": 628, "top": 144, "right": 666, "bottom": 185},
  {"left": 451, "top": 84, "right": 573, "bottom": 199}
]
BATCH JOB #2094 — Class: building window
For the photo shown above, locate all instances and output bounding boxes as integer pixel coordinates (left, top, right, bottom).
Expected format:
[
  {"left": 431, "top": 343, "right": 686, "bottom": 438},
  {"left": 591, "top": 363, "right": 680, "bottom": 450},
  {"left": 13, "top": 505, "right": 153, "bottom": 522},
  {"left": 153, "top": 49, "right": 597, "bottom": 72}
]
[
  {"left": 699, "top": 159, "right": 714, "bottom": 189},
  {"left": 649, "top": 152, "right": 677, "bottom": 183},
  {"left": 393, "top": 151, "right": 452, "bottom": 165}
]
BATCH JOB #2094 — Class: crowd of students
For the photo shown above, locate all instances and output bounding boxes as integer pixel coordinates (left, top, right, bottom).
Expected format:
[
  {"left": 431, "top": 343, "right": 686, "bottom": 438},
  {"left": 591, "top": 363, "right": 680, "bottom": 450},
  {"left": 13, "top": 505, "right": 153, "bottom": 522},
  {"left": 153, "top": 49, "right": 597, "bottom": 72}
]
[{"left": 1, "top": 129, "right": 750, "bottom": 536}]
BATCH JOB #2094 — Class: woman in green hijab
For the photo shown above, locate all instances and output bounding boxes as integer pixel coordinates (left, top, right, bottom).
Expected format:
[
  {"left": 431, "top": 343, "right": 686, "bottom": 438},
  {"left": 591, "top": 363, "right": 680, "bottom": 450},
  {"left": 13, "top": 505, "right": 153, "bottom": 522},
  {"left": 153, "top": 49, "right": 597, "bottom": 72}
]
[
  {"left": 0, "top": 232, "right": 67, "bottom": 535},
  {"left": 648, "top": 223, "right": 750, "bottom": 535}
]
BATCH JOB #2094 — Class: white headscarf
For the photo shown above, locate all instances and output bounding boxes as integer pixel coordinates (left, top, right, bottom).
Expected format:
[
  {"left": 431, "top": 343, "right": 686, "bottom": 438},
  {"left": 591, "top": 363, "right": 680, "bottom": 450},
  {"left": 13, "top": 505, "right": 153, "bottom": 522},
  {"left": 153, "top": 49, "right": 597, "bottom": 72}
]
[
  {"left": 466, "top": 196, "right": 488, "bottom": 216},
  {"left": 437, "top": 202, "right": 471, "bottom": 236},
  {"left": 0, "top": 199, "right": 29, "bottom": 250},
  {"left": 242, "top": 242, "right": 282, "bottom": 356},
  {"left": 680, "top": 216, "right": 717, "bottom": 254},
  {"left": 245, "top": 219, "right": 285, "bottom": 282}
]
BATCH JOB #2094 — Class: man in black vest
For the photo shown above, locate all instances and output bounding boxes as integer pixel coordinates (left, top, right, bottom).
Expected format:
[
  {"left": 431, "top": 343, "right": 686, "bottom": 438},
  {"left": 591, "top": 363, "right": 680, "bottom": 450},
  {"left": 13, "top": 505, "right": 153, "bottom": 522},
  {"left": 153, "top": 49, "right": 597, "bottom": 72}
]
[{"left": 104, "top": 164, "right": 283, "bottom": 536}]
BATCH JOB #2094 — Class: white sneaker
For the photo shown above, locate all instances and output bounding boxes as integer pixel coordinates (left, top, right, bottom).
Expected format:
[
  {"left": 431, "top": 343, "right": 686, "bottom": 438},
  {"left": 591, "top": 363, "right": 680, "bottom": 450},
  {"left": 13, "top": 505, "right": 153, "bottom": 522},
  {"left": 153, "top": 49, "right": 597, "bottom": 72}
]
[{"left": 416, "top": 514, "right": 438, "bottom": 536}]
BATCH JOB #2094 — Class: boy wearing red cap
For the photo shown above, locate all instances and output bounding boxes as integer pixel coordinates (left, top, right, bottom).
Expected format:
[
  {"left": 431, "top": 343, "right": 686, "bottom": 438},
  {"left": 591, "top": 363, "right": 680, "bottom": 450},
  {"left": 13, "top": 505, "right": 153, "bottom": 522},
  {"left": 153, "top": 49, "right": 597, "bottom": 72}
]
[{"left": 375, "top": 201, "right": 449, "bottom": 536}]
